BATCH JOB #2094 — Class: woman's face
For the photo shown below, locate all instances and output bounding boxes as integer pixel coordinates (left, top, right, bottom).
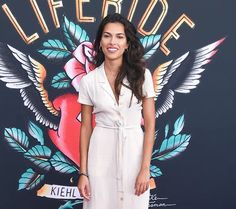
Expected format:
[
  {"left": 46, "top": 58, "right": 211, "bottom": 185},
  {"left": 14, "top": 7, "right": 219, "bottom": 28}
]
[{"left": 100, "top": 22, "right": 128, "bottom": 63}]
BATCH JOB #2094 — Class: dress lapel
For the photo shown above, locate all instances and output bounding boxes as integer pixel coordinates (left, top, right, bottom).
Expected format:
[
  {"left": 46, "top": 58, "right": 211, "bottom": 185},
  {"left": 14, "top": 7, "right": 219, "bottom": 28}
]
[{"left": 97, "top": 63, "right": 118, "bottom": 104}]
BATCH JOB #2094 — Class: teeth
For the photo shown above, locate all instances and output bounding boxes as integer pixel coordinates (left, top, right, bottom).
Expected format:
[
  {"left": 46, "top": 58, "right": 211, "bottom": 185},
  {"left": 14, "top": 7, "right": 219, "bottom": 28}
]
[{"left": 108, "top": 48, "right": 118, "bottom": 52}]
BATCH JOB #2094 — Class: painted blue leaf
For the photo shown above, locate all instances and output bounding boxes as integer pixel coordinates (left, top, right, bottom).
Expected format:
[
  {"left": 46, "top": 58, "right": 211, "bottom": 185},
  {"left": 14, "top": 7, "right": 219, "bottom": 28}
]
[
  {"left": 28, "top": 121, "right": 44, "bottom": 145},
  {"left": 150, "top": 165, "right": 162, "bottom": 177},
  {"left": 4, "top": 128, "right": 29, "bottom": 153},
  {"left": 140, "top": 35, "right": 161, "bottom": 60},
  {"left": 152, "top": 149, "right": 159, "bottom": 157},
  {"left": 51, "top": 72, "right": 71, "bottom": 89},
  {"left": 63, "top": 16, "right": 89, "bottom": 50},
  {"left": 24, "top": 145, "right": 52, "bottom": 171},
  {"left": 165, "top": 124, "right": 169, "bottom": 138},
  {"left": 18, "top": 168, "right": 44, "bottom": 190},
  {"left": 59, "top": 200, "right": 83, "bottom": 209},
  {"left": 38, "top": 39, "right": 70, "bottom": 60},
  {"left": 155, "top": 130, "right": 159, "bottom": 140},
  {"left": 38, "top": 49, "right": 70, "bottom": 61},
  {"left": 156, "top": 134, "right": 191, "bottom": 161},
  {"left": 50, "top": 151, "right": 77, "bottom": 174},
  {"left": 42, "top": 39, "right": 68, "bottom": 50},
  {"left": 173, "top": 115, "right": 185, "bottom": 135}
]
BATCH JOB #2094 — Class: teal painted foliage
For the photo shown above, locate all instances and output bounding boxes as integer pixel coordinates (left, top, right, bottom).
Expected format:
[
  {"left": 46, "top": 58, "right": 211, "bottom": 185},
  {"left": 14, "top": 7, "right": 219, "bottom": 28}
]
[
  {"left": 18, "top": 168, "right": 44, "bottom": 191},
  {"left": 63, "top": 15, "right": 90, "bottom": 51},
  {"left": 59, "top": 200, "right": 83, "bottom": 209},
  {"left": 151, "top": 114, "right": 191, "bottom": 176},
  {"left": 24, "top": 145, "right": 52, "bottom": 172},
  {"left": 157, "top": 134, "right": 191, "bottom": 160},
  {"left": 51, "top": 72, "right": 71, "bottom": 89},
  {"left": 4, "top": 128, "right": 29, "bottom": 153},
  {"left": 50, "top": 151, "right": 78, "bottom": 174},
  {"left": 2, "top": 121, "right": 78, "bottom": 191},
  {"left": 28, "top": 121, "right": 44, "bottom": 145},
  {"left": 150, "top": 165, "right": 162, "bottom": 177},
  {"left": 140, "top": 34, "right": 161, "bottom": 60},
  {"left": 38, "top": 39, "right": 71, "bottom": 61},
  {"left": 173, "top": 114, "right": 185, "bottom": 135}
]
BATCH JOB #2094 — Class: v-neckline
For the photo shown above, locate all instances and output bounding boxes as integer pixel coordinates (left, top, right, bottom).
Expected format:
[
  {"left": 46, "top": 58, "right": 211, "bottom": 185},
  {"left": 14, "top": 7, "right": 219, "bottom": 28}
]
[{"left": 103, "top": 66, "right": 120, "bottom": 106}]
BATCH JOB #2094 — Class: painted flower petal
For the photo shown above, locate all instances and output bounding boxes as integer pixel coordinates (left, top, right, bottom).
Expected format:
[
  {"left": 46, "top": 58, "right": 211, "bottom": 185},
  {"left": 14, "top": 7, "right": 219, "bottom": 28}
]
[
  {"left": 73, "top": 42, "right": 94, "bottom": 64},
  {"left": 64, "top": 57, "right": 85, "bottom": 79},
  {"left": 71, "top": 72, "right": 86, "bottom": 92},
  {"left": 85, "top": 59, "right": 95, "bottom": 74}
]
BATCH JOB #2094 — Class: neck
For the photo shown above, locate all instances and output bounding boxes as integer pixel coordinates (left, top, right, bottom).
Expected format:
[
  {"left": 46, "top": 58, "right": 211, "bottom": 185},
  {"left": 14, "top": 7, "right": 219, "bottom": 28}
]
[{"left": 104, "top": 60, "right": 122, "bottom": 73}]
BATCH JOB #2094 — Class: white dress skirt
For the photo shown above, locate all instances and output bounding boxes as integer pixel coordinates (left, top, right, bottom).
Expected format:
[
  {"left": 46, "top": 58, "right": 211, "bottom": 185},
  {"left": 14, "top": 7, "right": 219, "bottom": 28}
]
[{"left": 78, "top": 63, "right": 155, "bottom": 209}]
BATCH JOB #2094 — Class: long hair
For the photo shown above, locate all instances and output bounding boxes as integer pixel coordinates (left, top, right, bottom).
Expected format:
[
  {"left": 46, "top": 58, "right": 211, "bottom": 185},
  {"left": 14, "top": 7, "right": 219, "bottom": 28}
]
[{"left": 93, "top": 13, "right": 145, "bottom": 103}]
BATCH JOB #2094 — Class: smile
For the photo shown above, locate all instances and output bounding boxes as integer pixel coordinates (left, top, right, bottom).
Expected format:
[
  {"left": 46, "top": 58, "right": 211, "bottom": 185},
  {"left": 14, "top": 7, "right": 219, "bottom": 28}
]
[{"left": 107, "top": 47, "right": 118, "bottom": 52}]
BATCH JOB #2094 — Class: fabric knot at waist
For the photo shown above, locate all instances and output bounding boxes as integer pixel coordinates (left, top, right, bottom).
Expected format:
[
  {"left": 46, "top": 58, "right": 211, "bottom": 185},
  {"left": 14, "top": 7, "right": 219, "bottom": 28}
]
[{"left": 95, "top": 121, "right": 141, "bottom": 192}]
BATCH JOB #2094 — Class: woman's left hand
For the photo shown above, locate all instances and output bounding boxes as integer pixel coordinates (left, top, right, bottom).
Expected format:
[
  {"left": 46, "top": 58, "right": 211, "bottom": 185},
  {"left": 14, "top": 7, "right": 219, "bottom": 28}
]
[{"left": 134, "top": 168, "right": 150, "bottom": 196}]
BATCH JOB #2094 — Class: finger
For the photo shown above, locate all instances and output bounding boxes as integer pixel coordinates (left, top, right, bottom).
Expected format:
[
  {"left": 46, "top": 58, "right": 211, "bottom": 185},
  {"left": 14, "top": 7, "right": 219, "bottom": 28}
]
[
  {"left": 85, "top": 184, "right": 91, "bottom": 199},
  {"left": 134, "top": 182, "right": 139, "bottom": 196},
  {"left": 81, "top": 187, "right": 88, "bottom": 200},
  {"left": 136, "top": 183, "right": 142, "bottom": 196},
  {"left": 78, "top": 187, "right": 83, "bottom": 197},
  {"left": 139, "top": 184, "right": 145, "bottom": 195}
]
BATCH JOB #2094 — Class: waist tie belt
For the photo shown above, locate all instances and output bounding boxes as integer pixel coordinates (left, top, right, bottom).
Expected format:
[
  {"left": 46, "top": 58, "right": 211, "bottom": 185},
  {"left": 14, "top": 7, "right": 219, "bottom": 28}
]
[{"left": 95, "top": 122, "right": 140, "bottom": 192}]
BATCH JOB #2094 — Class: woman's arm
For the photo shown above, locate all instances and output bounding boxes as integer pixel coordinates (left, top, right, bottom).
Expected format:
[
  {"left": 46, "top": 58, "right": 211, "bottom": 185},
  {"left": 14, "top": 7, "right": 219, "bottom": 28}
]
[
  {"left": 135, "top": 97, "right": 155, "bottom": 196},
  {"left": 78, "top": 104, "right": 93, "bottom": 200}
]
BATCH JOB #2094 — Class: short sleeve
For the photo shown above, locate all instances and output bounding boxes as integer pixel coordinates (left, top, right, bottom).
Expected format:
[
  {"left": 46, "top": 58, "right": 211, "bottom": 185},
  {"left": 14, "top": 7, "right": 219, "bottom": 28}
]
[
  {"left": 142, "top": 68, "right": 156, "bottom": 98},
  {"left": 78, "top": 76, "right": 93, "bottom": 106}
]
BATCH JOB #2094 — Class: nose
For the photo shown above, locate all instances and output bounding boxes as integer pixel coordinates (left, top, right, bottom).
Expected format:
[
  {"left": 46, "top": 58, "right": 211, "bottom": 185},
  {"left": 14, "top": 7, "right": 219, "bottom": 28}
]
[{"left": 110, "top": 36, "right": 117, "bottom": 44}]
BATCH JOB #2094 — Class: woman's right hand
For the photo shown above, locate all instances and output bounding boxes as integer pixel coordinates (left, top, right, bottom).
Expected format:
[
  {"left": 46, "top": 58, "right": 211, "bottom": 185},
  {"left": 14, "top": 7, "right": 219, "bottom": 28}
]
[{"left": 78, "top": 175, "right": 91, "bottom": 201}]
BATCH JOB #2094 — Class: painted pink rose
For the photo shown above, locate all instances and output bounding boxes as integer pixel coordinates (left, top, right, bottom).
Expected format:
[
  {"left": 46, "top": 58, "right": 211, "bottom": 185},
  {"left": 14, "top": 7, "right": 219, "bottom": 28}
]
[{"left": 64, "top": 41, "right": 95, "bottom": 91}]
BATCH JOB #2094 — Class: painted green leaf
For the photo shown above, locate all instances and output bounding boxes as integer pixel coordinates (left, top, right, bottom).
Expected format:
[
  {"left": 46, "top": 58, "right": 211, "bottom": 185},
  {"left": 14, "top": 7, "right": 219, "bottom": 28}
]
[
  {"left": 18, "top": 168, "right": 44, "bottom": 190},
  {"left": 42, "top": 39, "right": 67, "bottom": 49},
  {"left": 24, "top": 145, "right": 52, "bottom": 171},
  {"left": 28, "top": 121, "right": 44, "bottom": 145},
  {"left": 59, "top": 200, "right": 83, "bottom": 209},
  {"left": 4, "top": 128, "right": 29, "bottom": 153},
  {"left": 173, "top": 115, "right": 185, "bottom": 135},
  {"left": 38, "top": 49, "right": 70, "bottom": 61},
  {"left": 50, "top": 151, "right": 77, "bottom": 174},
  {"left": 156, "top": 134, "right": 191, "bottom": 161},
  {"left": 150, "top": 165, "right": 162, "bottom": 177},
  {"left": 154, "top": 130, "right": 159, "bottom": 143},
  {"left": 152, "top": 149, "right": 159, "bottom": 157},
  {"left": 165, "top": 124, "right": 169, "bottom": 138},
  {"left": 140, "top": 34, "right": 161, "bottom": 60},
  {"left": 38, "top": 39, "right": 70, "bottom": 61},
  {"left": 51, "top": 72, "right": 71, "bottom": 89},
  {"left": 63, "top": 16, "right": 89, "bottom": 51}
]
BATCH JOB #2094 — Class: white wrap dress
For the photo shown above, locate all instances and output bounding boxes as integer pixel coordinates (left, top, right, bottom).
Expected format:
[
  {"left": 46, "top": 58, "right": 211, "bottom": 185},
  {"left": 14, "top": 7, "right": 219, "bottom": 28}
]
[{"left": 78, "top": 63, "right": 155, "bottom": 209}]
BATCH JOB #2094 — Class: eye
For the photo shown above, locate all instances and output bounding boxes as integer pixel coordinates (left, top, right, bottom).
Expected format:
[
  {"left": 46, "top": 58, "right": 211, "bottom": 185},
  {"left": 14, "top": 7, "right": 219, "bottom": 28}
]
[
  {"left": 102, "top": 33, "right": 110, "bottom": 38},
  {"left": 117, "top": 35, "right": 125, "bottom": 39}
]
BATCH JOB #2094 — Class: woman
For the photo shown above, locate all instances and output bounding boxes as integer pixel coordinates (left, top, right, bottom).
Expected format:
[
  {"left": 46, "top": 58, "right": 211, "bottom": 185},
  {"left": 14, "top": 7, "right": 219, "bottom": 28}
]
[{"left": 77, "top": 13, "right": 155, "bottom": 209}]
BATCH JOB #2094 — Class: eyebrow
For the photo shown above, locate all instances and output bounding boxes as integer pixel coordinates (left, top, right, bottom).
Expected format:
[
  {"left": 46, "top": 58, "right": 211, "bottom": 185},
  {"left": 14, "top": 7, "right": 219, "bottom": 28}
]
[{"left": 103, "top": 32, "right": 125, "bottom": 36}]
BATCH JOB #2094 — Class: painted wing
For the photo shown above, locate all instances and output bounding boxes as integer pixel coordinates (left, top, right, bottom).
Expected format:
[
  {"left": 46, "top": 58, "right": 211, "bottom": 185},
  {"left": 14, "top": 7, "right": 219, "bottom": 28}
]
[
  {"left": 153, "top": 38, "right": 225, "bottom": 118},
  {"left": 0, "top": 42, "right": 59, "bottom": 130}
]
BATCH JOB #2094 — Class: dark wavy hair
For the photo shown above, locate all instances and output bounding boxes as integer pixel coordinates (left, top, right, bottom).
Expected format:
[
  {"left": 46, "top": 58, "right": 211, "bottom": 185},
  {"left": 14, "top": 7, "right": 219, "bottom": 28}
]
[{"left": 93, "top": 13, "right": 145, "bottom": 103}]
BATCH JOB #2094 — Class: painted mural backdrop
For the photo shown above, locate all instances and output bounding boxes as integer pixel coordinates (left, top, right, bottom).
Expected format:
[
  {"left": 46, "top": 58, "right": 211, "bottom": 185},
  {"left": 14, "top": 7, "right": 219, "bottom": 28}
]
[{"left": 0, "top": 1, "right": 234, "bottom": 209}]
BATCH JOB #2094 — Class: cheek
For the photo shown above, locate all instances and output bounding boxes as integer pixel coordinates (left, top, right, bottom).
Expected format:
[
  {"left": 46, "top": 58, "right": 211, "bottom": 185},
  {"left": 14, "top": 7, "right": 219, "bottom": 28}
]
[
  {"left": 122, "top": 41, "right": 128, "bottom": 49},
  {"left": 101, "top": 38, "right": 109, "bottom": 45}
]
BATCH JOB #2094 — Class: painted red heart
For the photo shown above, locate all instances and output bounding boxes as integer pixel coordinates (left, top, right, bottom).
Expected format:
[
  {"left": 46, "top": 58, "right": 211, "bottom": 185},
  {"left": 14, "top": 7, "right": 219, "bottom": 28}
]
[
  {"left": 48, "top": 93, "right": 95, "bottom": 167},
  {"left": 48, "top": 93, "right": 81, "bottom": 166}
]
